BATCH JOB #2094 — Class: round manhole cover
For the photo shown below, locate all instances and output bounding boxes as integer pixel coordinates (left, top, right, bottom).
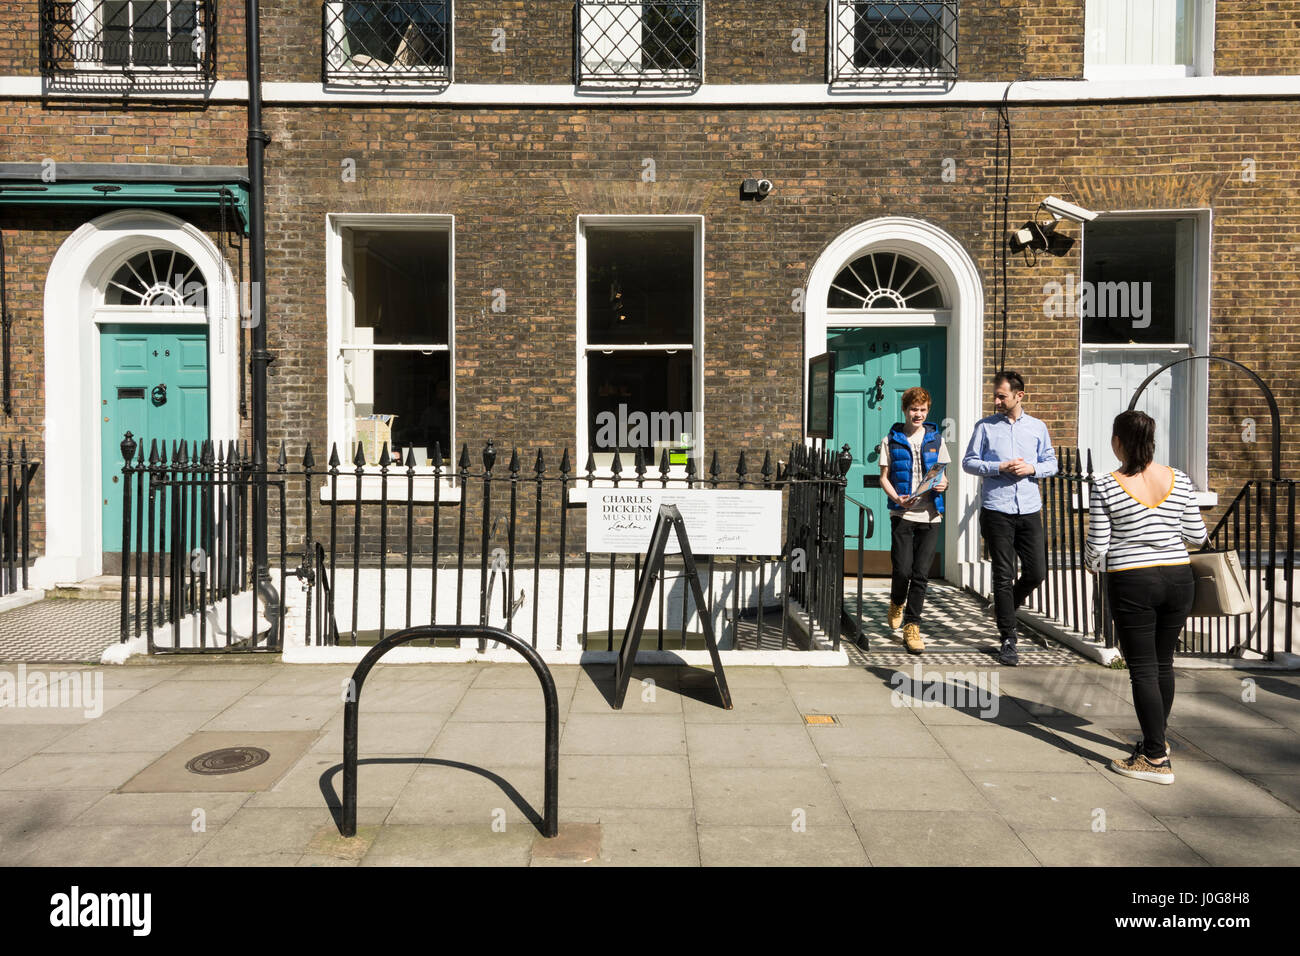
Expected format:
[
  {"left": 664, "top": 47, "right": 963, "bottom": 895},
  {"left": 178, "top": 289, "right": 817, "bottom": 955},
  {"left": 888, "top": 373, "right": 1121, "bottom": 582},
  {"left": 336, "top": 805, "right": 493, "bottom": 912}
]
[{"left": 185, "top": 747, "right": 271, "bottom": 776}]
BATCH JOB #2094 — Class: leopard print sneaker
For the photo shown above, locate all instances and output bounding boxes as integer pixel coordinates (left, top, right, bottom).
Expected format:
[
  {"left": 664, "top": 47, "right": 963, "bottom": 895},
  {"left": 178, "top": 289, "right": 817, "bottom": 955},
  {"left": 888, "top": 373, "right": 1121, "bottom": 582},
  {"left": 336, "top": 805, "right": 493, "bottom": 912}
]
[{"left": 1110, "top": 751, "right": 1175, "bottom": 785}]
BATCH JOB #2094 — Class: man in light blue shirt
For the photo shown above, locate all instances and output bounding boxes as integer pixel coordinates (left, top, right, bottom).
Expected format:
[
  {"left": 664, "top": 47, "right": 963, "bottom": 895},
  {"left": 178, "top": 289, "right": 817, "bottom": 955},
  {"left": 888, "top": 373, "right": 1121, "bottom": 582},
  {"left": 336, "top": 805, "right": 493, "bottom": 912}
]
[{"left": 961, "top": 370, "right": 1058, "bottom": 665}]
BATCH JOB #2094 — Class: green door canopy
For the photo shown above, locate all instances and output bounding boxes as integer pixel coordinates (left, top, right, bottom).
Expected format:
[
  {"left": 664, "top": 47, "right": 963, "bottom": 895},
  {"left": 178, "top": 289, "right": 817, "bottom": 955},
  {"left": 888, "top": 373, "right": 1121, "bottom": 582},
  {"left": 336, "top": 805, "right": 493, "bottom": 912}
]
[{"left": 0, "top": 181, "right": 249, "bottom": 235}]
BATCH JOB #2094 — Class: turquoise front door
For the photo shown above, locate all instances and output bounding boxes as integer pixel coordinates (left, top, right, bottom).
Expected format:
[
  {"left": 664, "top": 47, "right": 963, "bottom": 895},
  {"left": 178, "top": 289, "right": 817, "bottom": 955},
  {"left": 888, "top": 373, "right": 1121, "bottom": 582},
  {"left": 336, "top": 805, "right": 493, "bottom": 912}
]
[
  {"left": 829, "top": 326, "right": 947, "bottom": 576},
  {"left": 100, "top": 324, "right": 210, "bottom": 551}
]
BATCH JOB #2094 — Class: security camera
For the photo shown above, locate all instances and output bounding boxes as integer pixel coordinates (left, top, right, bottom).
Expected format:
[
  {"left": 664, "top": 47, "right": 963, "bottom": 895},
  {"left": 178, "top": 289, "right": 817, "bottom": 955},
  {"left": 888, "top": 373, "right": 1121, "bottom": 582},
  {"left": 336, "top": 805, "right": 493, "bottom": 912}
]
[
  {"left": 757, "top": 179, "right": 773, "bottom": 196},
  {"left": 1041, "top": 196, "right": 1098, "bottom": 223}
]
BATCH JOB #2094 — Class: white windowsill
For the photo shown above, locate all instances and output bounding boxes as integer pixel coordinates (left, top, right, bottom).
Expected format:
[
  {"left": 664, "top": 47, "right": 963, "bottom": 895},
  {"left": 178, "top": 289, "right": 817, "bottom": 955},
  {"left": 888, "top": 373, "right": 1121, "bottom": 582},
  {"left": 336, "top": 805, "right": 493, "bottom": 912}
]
[
  {"left": 319, "top": 473, "right": 463, "bottom": 503},
  {"left": 11, "top": 75, "right": 1300, "bottom": 105},
  {"left": 1083, "top": 65, "right": 1199, "bottom": 81}
]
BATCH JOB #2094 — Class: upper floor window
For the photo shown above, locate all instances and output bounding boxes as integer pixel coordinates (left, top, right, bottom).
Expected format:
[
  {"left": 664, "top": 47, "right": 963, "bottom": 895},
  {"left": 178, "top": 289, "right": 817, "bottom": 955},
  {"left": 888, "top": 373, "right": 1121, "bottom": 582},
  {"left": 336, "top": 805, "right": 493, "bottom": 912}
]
[
  {"left": 576, "top": 1, "right": 703, "bottom": 89},
  {"left": 323, "top": 0, "right": 452, "bottom": 86},
  {"left": 829, "top": 1, "right": 958, "bottom": 87},
  {"left": 40, "top": 0, "right": 215, "bottom": 93},
  {"left": 1084, "top": 0, "right": 1214, "bottom": 78}
]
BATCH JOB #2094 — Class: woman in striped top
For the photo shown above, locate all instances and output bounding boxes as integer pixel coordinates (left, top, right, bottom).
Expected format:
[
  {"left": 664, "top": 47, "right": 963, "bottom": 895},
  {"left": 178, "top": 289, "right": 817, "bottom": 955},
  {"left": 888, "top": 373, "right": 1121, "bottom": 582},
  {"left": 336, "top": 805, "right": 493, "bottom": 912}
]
[{"left": 1085, "top": 410, "right": 1208, "bottom": 785}]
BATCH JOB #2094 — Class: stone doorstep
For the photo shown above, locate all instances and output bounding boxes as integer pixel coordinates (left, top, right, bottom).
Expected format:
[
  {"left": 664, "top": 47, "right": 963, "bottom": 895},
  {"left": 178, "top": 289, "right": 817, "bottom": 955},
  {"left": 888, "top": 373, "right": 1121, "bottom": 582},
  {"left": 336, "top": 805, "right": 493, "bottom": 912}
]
[{"left": 48, "top": 576, "right": 125, "bottom": 601}]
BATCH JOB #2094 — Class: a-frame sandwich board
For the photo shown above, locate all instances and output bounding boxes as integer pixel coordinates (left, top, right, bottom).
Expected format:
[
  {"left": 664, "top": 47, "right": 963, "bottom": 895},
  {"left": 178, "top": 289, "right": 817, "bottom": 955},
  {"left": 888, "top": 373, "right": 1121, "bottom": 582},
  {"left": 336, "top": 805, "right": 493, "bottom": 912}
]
[{"left": 612, "top": 504, "right": 733, "bottom": 710}]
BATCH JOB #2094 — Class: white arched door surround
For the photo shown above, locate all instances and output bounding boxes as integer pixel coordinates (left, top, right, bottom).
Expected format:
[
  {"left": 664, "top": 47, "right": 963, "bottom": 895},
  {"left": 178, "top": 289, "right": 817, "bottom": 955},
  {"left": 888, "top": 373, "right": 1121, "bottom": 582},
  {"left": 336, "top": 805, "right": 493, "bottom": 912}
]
[
  {"left": 804, "top": 217, "right": 985, "bottom": 583},
  {"left": 34, "top": 209, "right": 239, "bottom": 586}
]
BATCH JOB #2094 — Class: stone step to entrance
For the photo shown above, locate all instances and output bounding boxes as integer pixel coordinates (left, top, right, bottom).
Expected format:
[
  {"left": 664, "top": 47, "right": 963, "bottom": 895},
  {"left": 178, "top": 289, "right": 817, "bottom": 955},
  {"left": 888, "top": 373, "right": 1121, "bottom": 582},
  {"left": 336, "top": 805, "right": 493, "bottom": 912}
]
[{"left": 48, "top": 575, "right": 123, "bottom": 601}]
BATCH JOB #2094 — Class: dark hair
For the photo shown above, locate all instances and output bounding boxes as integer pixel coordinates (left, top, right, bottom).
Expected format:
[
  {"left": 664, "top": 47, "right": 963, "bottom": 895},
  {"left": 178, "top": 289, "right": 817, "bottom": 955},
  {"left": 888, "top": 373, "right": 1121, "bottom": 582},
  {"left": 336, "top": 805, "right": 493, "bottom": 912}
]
[
  {"left": 993, "top": 369, "right": 1025, "bottom": 393},
  {"left": 1112, "top": 410, "right": 1156, "bottom": 475}
]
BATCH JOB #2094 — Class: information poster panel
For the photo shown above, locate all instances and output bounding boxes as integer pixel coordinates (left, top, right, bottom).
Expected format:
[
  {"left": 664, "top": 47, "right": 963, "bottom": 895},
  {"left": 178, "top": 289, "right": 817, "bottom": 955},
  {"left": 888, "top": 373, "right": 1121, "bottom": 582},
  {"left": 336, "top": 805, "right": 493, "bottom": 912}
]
[
  {"left": 587, "top": 489, "right": 782, "bottom": 556},
  {"left": 807, "top": 351, "right": 835, "bottom": 439}
]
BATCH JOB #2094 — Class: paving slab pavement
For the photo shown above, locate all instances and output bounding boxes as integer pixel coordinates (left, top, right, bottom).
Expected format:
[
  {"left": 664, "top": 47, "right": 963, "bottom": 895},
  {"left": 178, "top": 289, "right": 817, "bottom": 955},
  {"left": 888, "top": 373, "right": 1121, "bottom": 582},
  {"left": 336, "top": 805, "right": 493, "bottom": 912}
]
[{"left": 0, "top": 658, "right": 1296, "bottom": 866}]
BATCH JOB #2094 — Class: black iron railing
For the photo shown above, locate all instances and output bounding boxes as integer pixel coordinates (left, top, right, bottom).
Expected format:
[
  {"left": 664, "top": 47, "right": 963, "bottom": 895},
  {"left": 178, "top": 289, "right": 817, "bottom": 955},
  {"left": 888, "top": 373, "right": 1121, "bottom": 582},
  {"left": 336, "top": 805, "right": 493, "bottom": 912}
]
[
  {"left": 2, "top": 441, "right": 39, "bottom": 597},
  {"left": 116, "top": 432, "right": 281, "bottom": 653},
  {"left": 829, "top": 0, "right": 958, "bottom": 86},
  {"left": 322, "top": 0, "right": 452, "bottom": 85},
  {"left": 1014, "top": 450, "right": 1295, "bottom": 662},
  {"left": 1023, "top": 447, "right": 1096, "bottom": 640},
  {"left": 575, "top": 0, "right": 702, "bottom": 88},
  {"left": 787, "top": 442, "right": 854, "bottom": 650},
  {"left": 119, "top": 434, "right": 851, "bottom": 654},
  {"left": 1174, "top": 478, "right": 1296, "bottom": 659},
  {"left": 40, "top": 0, "right": 217, "bottom": 94}
]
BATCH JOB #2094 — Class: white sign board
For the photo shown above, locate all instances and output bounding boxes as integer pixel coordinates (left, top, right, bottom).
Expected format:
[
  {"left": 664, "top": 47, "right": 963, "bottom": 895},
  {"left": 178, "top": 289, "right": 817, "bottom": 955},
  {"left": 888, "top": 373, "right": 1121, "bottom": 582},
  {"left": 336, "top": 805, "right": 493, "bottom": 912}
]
[{"left": 586, "top": 489, "right": 783, "bottom": 556}]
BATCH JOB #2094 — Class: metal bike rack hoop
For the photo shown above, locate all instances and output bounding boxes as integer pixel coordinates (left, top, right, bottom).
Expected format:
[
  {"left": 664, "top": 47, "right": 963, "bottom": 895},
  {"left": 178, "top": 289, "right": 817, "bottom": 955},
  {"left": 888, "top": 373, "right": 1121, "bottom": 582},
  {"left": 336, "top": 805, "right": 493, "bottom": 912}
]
[{"left": 339, "top": 624, "right": 559, "bottom": 838}]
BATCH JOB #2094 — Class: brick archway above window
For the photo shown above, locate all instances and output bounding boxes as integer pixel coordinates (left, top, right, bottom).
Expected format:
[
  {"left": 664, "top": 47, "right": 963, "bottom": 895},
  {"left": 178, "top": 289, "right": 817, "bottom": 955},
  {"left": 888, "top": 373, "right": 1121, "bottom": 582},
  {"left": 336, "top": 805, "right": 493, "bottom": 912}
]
[{"left": 1066, "top": 173, "right": 1231, "bottom": 213}]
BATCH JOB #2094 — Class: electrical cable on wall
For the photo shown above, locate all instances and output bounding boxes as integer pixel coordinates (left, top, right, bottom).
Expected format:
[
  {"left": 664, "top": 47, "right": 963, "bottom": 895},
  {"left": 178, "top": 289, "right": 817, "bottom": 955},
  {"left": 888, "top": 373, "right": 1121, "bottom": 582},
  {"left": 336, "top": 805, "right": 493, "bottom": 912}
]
[
  {"left": 0, "top": 229, "right": 11, "bottom": 417},
  {"left": 993, "top": 81, "right": 1015, "bottom": 384}
]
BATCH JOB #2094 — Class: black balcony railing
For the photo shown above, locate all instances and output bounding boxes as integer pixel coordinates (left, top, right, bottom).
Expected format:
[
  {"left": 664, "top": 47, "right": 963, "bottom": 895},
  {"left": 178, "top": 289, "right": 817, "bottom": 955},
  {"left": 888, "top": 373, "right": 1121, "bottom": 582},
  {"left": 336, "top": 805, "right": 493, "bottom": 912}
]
[
  {"left": 40, "top": 0, "right": 217, "bottom": 94},
  {"left": 322, "top": 0, "right": 452, "bottom": 85},
  {"left": 829, "top": 0, "right": 958, "bottom": 87},
  {"left": 575, "top": 1, "right": 702, "bottom": 89}
]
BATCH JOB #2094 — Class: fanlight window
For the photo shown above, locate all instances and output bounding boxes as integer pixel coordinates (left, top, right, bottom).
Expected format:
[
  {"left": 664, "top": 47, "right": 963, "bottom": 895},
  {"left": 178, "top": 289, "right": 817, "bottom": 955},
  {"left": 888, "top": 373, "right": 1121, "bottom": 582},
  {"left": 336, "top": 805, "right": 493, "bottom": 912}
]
[
  {"left": 827, "top": 251, "right": 945, "bottom": 309},
  {"left": 105, "top": 248, "right": 205, "bottom": 307}
]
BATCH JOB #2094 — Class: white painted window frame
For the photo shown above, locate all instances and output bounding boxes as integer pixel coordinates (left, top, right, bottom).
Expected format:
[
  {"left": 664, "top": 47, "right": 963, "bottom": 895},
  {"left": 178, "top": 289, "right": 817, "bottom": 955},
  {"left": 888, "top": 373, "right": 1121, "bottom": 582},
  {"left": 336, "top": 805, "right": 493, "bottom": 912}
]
[
  {"left": 1077, "top": 207, "right": 1213, "bottom": 498},
  {"left": 1083, "top": 0, "right": 1215, "bottom": 79},
  {"left": 325, "top": 212, "right": 459, "bottom": 501},
  {"left": 323, "top": 0, "right": 453, "bottom": 86},
  {"left": 574, "top": 214, "right": 704, "bottom": 487}
]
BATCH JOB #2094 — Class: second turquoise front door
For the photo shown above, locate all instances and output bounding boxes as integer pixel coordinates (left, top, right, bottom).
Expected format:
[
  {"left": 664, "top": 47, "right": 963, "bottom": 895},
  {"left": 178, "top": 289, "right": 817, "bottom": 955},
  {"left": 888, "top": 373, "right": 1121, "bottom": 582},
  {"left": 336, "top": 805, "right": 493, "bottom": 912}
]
[
  {"left": 100, "top": 324, "right": 210, "bottom": 552},
  {"left": 829, "top": 326, "right": 947, "bottom": 576}
]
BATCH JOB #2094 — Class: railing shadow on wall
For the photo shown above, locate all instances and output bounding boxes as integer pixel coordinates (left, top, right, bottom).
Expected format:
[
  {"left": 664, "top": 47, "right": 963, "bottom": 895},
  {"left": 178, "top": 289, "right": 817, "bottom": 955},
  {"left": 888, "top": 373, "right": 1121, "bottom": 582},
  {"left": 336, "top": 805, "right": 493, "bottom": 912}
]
[{"left": 116, "top": 433, "right": 854, "bottom": 655}]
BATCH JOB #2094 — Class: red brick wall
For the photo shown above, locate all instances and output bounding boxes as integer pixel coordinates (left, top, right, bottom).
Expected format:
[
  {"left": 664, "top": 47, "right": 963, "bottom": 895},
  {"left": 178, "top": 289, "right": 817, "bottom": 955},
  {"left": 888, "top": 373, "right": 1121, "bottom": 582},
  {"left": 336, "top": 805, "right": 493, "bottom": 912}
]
[
  {"left": 0, "top": 105, "right": 251, "bottom": 553},
  {"left": 3, "top": 2, "right": 1296, "bottom": 82},
  {"left": 251, "top": 98, "right": 1300, "bottom": 540},
  {"left": 1215, "top": 3, "right": 1300, "bottom": 76}
]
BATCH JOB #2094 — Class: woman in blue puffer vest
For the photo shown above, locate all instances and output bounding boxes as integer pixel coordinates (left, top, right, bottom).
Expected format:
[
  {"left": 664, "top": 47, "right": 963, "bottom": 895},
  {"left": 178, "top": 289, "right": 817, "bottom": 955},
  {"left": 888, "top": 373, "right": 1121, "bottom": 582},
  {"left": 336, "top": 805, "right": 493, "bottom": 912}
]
[{"left": 877, "top": 386, "right": 950, "bottom": 653}]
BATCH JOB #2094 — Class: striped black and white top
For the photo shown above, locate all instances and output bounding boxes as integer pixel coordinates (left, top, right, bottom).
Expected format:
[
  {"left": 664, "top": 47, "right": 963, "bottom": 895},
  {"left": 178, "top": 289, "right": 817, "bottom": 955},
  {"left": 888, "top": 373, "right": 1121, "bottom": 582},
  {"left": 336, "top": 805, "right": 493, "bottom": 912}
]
[{"left": 1085, "top": 467, "right": 1209, "bottom": 573}]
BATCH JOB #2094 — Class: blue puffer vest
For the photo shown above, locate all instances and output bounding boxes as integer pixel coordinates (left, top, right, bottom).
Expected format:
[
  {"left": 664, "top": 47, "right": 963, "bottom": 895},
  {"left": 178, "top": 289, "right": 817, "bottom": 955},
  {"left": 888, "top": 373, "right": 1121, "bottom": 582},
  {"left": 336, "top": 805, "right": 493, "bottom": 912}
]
[{"left": 886, "top": 422, "right": 944, "bottom": 515}]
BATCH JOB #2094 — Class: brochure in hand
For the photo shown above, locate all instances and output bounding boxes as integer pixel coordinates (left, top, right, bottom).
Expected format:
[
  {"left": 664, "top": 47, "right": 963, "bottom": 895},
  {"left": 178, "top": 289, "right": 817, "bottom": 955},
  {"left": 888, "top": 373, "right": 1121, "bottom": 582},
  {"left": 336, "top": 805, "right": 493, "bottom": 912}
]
[{"left": 904, "top": 464, "right": 945, "bottom": 503}]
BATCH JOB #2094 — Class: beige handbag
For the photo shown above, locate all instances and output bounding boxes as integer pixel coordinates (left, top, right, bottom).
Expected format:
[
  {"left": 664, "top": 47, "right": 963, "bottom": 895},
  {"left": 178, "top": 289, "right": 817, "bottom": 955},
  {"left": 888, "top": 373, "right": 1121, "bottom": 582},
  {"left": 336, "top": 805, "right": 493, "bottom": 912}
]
[{"left": 1188, "top": 549, "right": 1252, "bottom": 617}]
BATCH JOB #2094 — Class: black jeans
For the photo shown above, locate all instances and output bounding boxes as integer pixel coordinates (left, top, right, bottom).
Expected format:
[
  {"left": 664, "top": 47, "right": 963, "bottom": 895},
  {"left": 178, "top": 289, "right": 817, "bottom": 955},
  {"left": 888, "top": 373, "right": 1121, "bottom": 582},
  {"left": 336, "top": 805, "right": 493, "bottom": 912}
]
[
  {"left": 890, "top": 515, "right": 939, "bottom": 626},
  {"left": 979, "top": 508, "right": 1047, "bottom": 644},
  {"left": 1107, "top": 564, "right": 1195, "bottom": 761}
]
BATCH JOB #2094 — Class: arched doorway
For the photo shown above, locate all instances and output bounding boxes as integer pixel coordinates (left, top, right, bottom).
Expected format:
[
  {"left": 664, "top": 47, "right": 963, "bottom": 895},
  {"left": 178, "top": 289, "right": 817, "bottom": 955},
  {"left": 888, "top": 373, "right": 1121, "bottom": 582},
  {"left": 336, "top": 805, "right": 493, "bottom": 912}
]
[
  {"left": 35, "top": 210, "right": 239, "bottom": 586},
  {"left": 805, "top": 217, "right": 984, "bottom": 584}
]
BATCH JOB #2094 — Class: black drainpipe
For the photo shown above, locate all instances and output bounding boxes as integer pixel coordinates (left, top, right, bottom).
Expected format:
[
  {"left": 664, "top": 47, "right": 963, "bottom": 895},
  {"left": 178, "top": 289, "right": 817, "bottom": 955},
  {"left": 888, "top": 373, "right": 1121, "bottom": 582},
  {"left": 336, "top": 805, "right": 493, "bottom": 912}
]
[{"left": 245, "top": 0, "right": 278, "bottom": 644}]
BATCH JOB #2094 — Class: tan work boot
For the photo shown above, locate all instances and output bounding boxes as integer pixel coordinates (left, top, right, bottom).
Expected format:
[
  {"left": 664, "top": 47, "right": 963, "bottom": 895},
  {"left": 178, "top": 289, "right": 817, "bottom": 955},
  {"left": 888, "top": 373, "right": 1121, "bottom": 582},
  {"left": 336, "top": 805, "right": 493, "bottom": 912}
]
[
  {"left": 903, "top": 622, "right": 924, "bottom": 654},
  {"left": 888, "top": 602, "right": 905, "bottom": 630}
]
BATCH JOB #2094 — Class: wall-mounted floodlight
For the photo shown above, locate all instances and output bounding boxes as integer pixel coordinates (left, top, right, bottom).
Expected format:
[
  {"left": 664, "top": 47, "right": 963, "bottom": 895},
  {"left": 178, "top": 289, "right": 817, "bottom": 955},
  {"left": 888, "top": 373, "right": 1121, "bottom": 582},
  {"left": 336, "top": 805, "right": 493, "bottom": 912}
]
[{"left": 1009, "top": 196, "right": 1099, "bottom": 262}]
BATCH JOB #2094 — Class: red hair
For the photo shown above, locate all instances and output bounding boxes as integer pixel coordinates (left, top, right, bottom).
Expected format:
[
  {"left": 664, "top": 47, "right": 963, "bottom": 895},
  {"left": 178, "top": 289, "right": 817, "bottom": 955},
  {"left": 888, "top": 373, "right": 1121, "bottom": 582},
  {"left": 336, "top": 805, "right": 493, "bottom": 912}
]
[{"left": 901, "top": 386, "right": 932, "bottom": 411}]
